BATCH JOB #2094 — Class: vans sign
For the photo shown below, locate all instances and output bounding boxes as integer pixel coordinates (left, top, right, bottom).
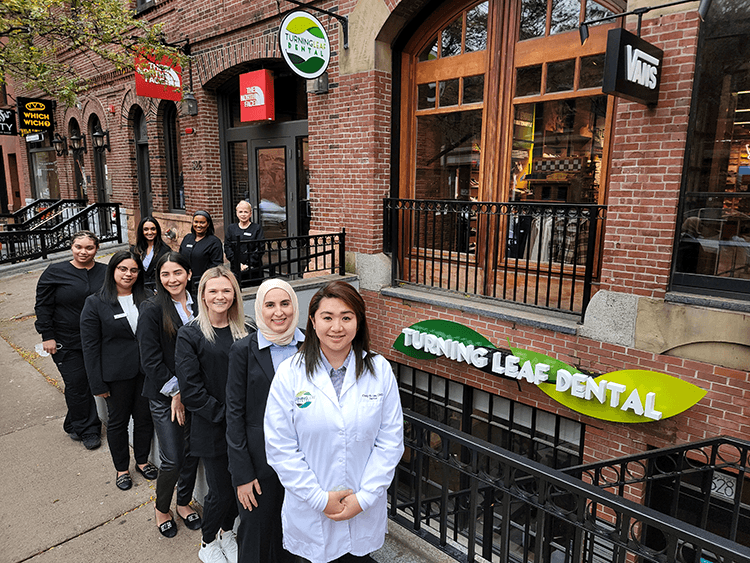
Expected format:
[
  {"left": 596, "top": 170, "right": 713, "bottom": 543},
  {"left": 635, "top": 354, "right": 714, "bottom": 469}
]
[{"left": 602, "top": 28, "right": 663, "bottom": 107}]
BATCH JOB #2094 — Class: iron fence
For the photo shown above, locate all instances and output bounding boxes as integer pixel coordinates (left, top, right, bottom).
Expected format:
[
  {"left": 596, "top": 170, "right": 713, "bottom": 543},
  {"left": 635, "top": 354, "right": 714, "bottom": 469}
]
[
  {"left": 231, "top": 231, "right": 345, "bottom": 288},
  {"left": 0, "top": 203, "right": 122, "bottom": 264},
  {"left": 0, "top": 198, "right": 72, "bottom": 225},
  {"left": 5, "top": 199, "right": 88, "bottom": 231},
  {"left": 390, "top": 410, "right": 750, "bottom": 563},
  {"left": 384, "top": 199, "right": 606, "bottom": 316}
]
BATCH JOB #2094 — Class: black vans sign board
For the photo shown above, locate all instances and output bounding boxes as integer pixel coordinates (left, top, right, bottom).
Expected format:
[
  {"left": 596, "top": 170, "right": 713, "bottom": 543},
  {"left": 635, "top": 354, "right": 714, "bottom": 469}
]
[{"left": 602, "top": 28, "right": 664, "bottom": 107}]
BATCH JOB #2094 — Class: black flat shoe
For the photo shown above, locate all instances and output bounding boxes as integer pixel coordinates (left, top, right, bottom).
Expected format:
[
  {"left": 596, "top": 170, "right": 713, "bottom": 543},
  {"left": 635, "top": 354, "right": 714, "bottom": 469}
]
[
  {"left": 179, "top": 511, "right": 202, "bottom": 530},
  {"left": 136, "top": 462, "right": 158, "bottom": 480},
  {"left": 116, "top": 473, "right": 132, "bottom": 491},
  {"left": 157, "top": 518, "right": 177, "bottom": 538}
]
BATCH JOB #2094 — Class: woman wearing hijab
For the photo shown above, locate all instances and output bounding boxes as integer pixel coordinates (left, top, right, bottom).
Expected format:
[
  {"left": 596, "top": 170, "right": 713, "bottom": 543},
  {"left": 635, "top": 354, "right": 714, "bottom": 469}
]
[
  {"left": 180, "top": 210, "right": 224, "bottom": 295},
  {"left": 226, "top": 279, "right": 303, "bottom": 563}
]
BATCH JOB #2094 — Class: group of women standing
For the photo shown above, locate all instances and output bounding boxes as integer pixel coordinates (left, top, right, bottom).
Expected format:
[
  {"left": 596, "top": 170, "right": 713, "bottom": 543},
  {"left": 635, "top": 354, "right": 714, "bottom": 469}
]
[{"left": 35, "top": 216, "right": 404, "bottom": 563}]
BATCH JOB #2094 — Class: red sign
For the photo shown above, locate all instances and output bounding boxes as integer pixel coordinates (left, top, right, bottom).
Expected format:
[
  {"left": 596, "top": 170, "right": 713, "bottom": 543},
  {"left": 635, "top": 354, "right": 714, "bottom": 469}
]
[
  {"left": 240, "top": 70, "right": 275, "bottom": 122},
  {"left": 135, "top": 54, "right": 182, "bottom": 101}
]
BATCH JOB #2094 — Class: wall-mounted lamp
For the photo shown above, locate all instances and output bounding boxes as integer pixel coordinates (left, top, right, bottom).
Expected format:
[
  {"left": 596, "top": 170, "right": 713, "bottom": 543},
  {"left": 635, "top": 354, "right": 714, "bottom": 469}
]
[
  {"left": 92, "top": 127, "right": 110, "bottom": 152},
  {"left": 52, "top": 133, "right": 69, "bottom": 156},
  {"left": 579, "top": 0, "right": 713, "bottom": 45},
  {"left": 69, "top": 132, "right": 87, "bottom": 154},
  {"left": 183, "top": 91, "right": 199, "bottom": 116},
  {"left": 306, "top": 72, "right": 329, "bottom": 95}
]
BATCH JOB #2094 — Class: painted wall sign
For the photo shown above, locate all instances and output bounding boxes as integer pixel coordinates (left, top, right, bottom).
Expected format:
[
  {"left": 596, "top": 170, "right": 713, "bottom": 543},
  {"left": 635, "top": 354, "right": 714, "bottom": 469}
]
[
  {"left": 279, "top": 11, "right": 330, "bottom": 79},
  {"left": 239, "top": 70, "right": 275, "bottom": 122},
  {"left": 602, "top": 28, "right": 664, "bottom": 107},
  {"left": 17, "top": 98, "right": 54, "bottom": 136},
  {"left": 393, "top": 320, "right": 706, "bottom": 424},
  {"left": 0, "top": 109, "right": 17, "bottom": 136},
  {"left": 135, "top": 53, "right": 182, "bottom": 101}
]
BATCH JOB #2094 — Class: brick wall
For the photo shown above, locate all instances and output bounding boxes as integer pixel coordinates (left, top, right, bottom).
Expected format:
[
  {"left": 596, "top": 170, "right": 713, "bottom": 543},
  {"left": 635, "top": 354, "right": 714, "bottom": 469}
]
[{"left": 600, "top": 13, "right": 701, "bottom": 298}]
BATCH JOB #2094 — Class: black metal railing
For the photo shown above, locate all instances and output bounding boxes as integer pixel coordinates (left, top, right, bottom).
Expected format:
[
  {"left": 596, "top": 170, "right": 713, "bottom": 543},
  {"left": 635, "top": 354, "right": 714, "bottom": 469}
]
[
  {"left": 563, "top": 436, "right": 750, "bottom": 547},
  {"left": 390, "top": 410, "right": 750, "bottom": 563},
  {"left": 384, "top": 199, "right": 606, "bottom": 316},
  {"left": 5, "top": 199, "right": 88, "bottom": 231},
  {"left": 0, "top": 198, "right": 69, "bottom": 225},
  {"left": 0, "top": 203, "right": 122, "bottom": 264},
  {"left": 232, "top": 231, "right": 345, "bottom": 288}
]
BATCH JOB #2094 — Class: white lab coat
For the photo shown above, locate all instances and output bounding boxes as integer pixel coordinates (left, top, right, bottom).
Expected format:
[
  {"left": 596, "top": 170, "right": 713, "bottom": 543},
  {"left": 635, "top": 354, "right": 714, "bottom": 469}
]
[{"left": 264, "top": 352, "right": 404, "bottom": 563}]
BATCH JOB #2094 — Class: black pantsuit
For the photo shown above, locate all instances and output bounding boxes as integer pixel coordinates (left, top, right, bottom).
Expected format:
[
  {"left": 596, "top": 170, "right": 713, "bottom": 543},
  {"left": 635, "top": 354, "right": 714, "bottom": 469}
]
[
  {"left": 105, "top": 374, "right": 152, "bottom": 471},
  {"left": 80, "top": 293, "right": 153, "bottom": 473},
  {"left": 52, "top": 349, "right": 101, "bottom": 437},
  {"left": 226, "top": 332, "right": 300, "bottom": 563},
  {"left": 176, "top": 323, "right": 240, "bottom": 544}
]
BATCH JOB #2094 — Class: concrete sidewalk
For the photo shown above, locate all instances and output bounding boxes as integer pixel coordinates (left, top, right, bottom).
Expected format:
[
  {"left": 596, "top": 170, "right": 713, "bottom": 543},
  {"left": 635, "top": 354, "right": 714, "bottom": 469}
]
[{"left": 0, "top": 254, "right": 449, "bottom": 563}]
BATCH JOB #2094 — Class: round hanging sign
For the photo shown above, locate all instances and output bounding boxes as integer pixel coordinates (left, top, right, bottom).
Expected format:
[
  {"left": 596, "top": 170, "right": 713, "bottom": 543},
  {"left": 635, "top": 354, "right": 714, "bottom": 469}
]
[{"left": 279, "top": 11, "right": 331, "bottom": 80}]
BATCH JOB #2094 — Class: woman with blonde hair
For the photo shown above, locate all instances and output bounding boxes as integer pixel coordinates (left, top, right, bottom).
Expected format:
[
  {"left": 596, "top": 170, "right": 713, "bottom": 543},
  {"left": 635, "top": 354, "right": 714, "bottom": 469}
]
[{"left": 176, "top": 266, "right": 248, "bottom": 563}]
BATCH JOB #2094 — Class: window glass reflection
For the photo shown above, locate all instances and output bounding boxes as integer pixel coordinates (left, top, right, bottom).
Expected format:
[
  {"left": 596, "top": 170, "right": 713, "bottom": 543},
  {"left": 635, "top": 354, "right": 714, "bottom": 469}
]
[
  {"left": 439, "top": 78, "right": 460, "bottom": 107},
  {"left": 550, "top": 0, "right": 581, "bottom": 35},
  {"left": 520, "top": 0, "right": 547, "bottom": 40},
  {"left": 516, "top": 65, "right": 542, "bottom": 97},
  {"left": 418, "top": 83, "right": 436, "bottom": 110},
  {"left": 465, "top": 2, "right": 489, "bottom": 52},
  {"left": 442, "top": 14, "right": 463, "bottom": 57},
  {"left": 547, "top": 59, "right": 576, "bottom": 93},
  {"left": 463, "top": 75, "right": 485, "bottom": 104},
  {"left": 580, "top": 54, "right": 605, "bottom": 89},
  {"left": 419, "top": 36, "right": 439, "bottom": 62}
]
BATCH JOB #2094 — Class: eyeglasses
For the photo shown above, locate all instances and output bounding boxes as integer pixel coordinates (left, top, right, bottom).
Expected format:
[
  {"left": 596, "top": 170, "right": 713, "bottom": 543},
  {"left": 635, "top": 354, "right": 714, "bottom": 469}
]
[{"left": 116, "top": 266, "right": 140, "bottom": 275}]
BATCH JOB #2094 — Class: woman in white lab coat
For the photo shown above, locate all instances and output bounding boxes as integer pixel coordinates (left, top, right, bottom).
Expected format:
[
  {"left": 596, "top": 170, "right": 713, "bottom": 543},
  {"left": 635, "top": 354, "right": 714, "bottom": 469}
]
[{"left": 264, "top": 281, "right": 404, "bottom": 563}]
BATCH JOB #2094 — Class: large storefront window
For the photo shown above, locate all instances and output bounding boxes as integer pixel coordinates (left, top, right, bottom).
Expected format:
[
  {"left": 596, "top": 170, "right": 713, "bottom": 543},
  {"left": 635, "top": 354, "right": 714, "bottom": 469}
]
[{"left": 673, "top": 0, "right": 750, "bottom": 298}]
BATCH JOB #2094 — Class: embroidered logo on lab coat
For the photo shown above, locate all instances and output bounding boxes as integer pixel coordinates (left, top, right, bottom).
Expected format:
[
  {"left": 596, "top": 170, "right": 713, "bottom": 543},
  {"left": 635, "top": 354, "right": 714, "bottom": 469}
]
[{"left": 295, "top": 391, "right": 313, "bottom": 409}]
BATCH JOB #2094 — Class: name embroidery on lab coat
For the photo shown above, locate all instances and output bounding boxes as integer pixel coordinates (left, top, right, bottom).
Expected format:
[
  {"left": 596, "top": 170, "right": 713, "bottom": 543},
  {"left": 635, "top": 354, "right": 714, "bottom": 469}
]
[{"left": 295, "top": 391, "right": 314, "bottom": 408}]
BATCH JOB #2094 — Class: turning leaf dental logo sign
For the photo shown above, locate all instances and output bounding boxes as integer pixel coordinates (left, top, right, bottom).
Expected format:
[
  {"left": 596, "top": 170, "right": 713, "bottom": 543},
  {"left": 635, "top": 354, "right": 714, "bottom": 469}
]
[
  {"left": 393, "top": 320, "right": 706, "bottom": 424},
  {"left": 279, "top": 11, "right": 331, "bottom": 79}
]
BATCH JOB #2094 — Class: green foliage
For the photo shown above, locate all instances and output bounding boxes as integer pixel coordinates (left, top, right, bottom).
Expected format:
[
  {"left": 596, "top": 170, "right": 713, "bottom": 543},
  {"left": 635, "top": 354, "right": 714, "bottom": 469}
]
[{"left": 0, "top": 0, "right": 187, "bottom": 106}]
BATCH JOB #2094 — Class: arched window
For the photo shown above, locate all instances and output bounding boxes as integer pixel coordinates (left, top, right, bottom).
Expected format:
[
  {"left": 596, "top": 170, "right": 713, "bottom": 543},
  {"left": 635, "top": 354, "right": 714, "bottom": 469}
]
[
  {"left": 68, "top": 118, "right": 86, "bottom": 200},
  {"left": 162, "top": 102, "right": 184, "bottom": 210},
  {"left": 88, "top": 114, "right": 109, "bottom": 203},
  {"left": 133, "top": 107, "right": 152, "bottom": 218}
]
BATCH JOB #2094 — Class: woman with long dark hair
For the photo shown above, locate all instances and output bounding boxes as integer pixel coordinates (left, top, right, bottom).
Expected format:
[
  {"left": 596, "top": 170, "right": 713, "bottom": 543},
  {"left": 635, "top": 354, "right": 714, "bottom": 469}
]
[
  {"left": 137, "top": 251, "right": 201, "bottom": 537},
  {"left": 180, "top": 210, "right": 223, "bottom": 295},
  {"left": 264, "top": 281, "right": 404, "bottom": 563},
  {"left": 226, "top": 279, "right": 302, "bottom": 563},
  {"left": 131, "top": 216, "right": 170, "bottom": 293},
  {"left": 34, "top": 230, "right": 107, "bottom": 450},
  {"left": 176, "top": 266, "right": 248, "bottom": 563},
  {"left": 80, "top": 250, "right": 156, "bottom": 490}
]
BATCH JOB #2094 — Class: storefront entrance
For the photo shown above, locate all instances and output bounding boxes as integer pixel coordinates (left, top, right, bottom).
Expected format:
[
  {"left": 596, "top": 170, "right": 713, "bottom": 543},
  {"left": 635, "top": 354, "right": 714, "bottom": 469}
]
[{"left": 223, "top": 120, "right": 309, "bottom": 240}]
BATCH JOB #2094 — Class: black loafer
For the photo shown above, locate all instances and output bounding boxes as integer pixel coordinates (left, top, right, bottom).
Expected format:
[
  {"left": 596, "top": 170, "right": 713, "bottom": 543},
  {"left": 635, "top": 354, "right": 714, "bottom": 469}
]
[
  {"left": 116, "top": 473, "right": 132, "bottom": 491},
  {"left": 136, "top": 462, "right": 158, "bottom": 480},
  {"left": 158, "top": 518, "right": 178, "bottom": 538},
  {"left": 180, "top": 511, "right": 202, "bottom": 530},
  {"left": 82, "top": 434, "right": 101, "bottom": 450}
]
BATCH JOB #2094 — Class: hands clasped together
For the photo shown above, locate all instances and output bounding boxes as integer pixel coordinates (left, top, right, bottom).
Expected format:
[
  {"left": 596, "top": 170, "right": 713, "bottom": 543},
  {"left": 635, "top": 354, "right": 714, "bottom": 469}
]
[{"left": 324, "top": 489, "right": 362, "bottom": 521}]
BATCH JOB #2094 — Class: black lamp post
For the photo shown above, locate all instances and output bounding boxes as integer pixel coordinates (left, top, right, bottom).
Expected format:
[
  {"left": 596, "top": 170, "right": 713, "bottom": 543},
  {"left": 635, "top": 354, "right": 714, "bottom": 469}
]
[
  {"left": 52, "top": 133, "right": 69, "bottom": 156},
  {"left": 69, "top": 132, "right": 87, "bottom": 154},
  {"left": 92, "top": 127, "right": 110, "bottom": 152}
]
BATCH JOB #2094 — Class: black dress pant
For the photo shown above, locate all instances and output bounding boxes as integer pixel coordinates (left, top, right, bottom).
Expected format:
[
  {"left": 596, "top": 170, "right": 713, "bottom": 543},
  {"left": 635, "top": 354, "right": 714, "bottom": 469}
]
[
  {"left": 202, "top": 453, "right": 239, "bottom": 544},
  {"left": 236, "top": 474, "right": 294, "bottom": 563},
  {"left": 104, "top": 373, "right": 153, "bottom": 472},
  {"left": 150, "top": 398, "right": 200, "bottom": 513},
  {"left": 52, "top": 348, "right": 101, "bottom": 438}
]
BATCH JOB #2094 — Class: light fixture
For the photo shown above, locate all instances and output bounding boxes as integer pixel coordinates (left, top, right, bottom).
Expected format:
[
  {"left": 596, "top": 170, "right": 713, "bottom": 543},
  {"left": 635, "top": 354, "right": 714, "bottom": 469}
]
[
  {"left": 52, "top": 133, "right": 68, "bottom": 156},
  {"left": 92, "top": 127, "right": 110, "bottom": 152},
  {"left": 306, "top": 72, "right": 329, "bottom": 95},
  {"left": 183, "top": 91, "right": 199, "bottom": 116},
  {"left": 579, "top": 0, "right": 714, "bottom": 46},
  {"left": 69, "top": 132, "right": 87, "bottom": 154}
]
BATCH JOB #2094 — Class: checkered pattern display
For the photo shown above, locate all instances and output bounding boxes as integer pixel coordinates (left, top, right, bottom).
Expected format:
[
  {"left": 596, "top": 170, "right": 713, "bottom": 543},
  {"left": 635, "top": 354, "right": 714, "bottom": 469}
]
[{"left": 533, "top": 158, "right": 582, "bottom": 172}]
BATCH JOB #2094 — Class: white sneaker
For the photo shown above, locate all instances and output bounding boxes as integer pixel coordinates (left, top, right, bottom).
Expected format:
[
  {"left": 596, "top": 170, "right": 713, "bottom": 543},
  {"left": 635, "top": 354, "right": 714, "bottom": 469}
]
[
  {"left": 219, "top": 529, "right": 238, "bottom": 563},
  {"left": 199, "top": 539, "right": 229, "bottom": 563}
]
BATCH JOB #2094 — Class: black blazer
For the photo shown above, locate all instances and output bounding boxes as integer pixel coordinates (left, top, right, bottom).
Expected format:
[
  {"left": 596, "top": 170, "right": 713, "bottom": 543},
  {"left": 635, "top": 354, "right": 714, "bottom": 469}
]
[
  {"left": 137, "top": 297, "right": 198, "bottom": 402},
  {"left": 131, "top": 243, "right": 170, "bottom": 293},
  {"left": 224, "top": 222, "right": 265, "bottom": 273},
  {"left": 80, "top": 293, "right": 141, "bottom": 396},
  {"left": 225, "top": 331, "right": 303, "bottom": 487},
  {"left": 175, "top": 322, "right": 238, "bottom": 458}
]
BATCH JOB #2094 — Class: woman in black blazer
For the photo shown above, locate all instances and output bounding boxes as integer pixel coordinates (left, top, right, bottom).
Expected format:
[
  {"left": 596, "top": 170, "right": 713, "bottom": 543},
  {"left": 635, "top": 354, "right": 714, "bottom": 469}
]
[
  {"left": 80, "top": 250, "right": 156, "bottom": 491},
  {"left": 137, "top": 251, "right": 201, "bottom": 538},
  {"left": 180, "top": 210, "right": 224, "bottom": 296},
  {"left": 224, "top": 200, "right": 265, "bottom": 286},
  {"left": 226, "top": 278, "right": 303, "bottom": 563},
  {"left": 131, "top": 216, "right": 170, "bottom": 294},
  {"left": 176, "top": 266, "right": 248, "bottom": 563}
]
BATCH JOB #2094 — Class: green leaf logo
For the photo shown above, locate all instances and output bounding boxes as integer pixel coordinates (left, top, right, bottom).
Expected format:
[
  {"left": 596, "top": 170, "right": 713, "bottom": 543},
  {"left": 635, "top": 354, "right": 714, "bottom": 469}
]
[
  {"left": 279, "top": 11, "right": 331, "bottom": 79},
  {"left": 393, "top": 319, "right": 494, "bottom": 359}
]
